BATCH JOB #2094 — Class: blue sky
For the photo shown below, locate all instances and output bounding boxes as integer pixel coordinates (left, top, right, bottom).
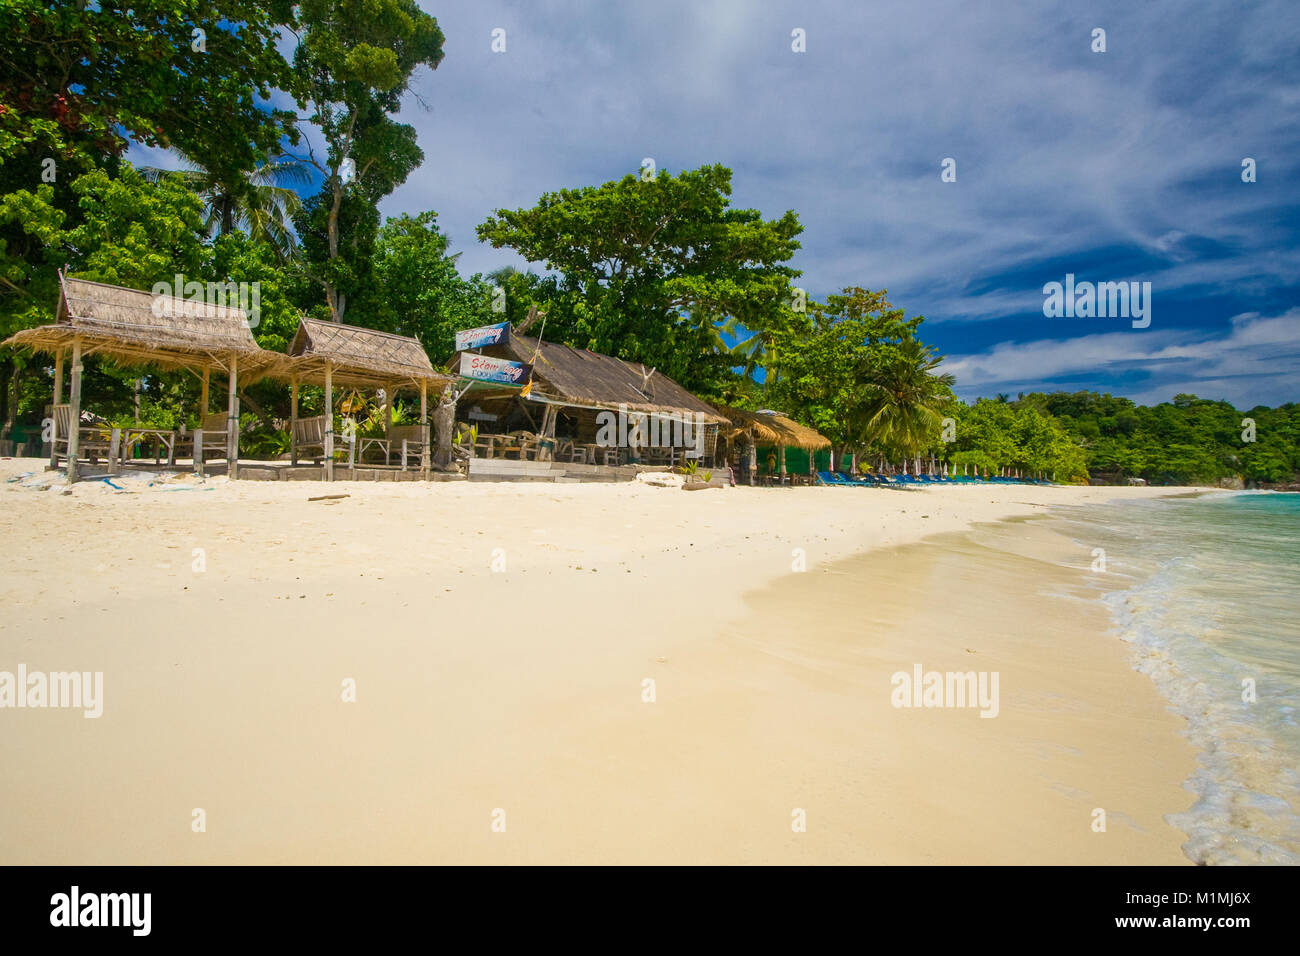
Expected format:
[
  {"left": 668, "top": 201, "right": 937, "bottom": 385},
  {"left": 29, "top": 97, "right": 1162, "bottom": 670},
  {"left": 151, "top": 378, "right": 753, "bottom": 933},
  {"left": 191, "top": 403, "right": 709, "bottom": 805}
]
[{"left": 136, "top": 0, "right": 1300, "bottom": 408}]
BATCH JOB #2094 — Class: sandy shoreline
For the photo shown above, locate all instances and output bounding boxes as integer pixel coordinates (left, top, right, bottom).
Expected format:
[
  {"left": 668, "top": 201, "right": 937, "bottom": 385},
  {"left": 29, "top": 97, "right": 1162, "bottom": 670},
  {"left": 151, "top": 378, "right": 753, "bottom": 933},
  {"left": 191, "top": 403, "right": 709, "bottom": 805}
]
[{"left": 0, "top": 459, "right": 1201, "bottom": 863}]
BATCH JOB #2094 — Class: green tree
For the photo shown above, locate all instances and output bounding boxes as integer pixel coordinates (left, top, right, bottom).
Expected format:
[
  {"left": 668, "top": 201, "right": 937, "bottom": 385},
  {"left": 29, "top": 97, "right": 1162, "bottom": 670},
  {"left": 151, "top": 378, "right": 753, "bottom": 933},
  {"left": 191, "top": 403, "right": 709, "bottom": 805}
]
[
  {"left": 289, "top": 0, "right": 445, "bottom": 321},
  {"left": 857, "top": 337, "right": 955, "bottom": 469},
  {"left": 767, "top": 288, "right": 927, "bottom": 450},
  {"left": 0, "top": 1, "right": 296, "bottom": 181},
  {"left": 356, "top": 211, "right": 494, "bottom": 362},
  {"left": 0, "top": 165, "right": 299, "bottom": 433},
  {"left": 139, "top": 155, "right": 308, "bottom": 258},
  {"left": 476, "top": 163, "right": 803, "bottom": 393}
]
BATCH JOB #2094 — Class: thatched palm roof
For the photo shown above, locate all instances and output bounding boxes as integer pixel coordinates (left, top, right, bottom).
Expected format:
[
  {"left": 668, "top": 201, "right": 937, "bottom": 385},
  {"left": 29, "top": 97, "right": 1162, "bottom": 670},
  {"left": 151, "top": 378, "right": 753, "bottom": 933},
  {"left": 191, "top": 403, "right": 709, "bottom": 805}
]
[
  {"left": 478, "top": 334, "right": 726, "bottom": 423},
  {"left": 284, "top": 317, "right": 451, "bottom": 391},
  {"left": 2, "top": 275, "right": 278, "bottom": 375},
  {"left": 714, "top": 406, "right": 831, "bottom": 450}
]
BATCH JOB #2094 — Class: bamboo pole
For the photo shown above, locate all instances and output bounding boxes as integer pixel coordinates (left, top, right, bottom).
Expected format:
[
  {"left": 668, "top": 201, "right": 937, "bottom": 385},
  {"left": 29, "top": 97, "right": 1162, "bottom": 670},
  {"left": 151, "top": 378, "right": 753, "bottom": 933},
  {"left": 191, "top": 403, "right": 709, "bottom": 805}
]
[{"left": 66, "top": 338, "right": 82, "bottom": 482}]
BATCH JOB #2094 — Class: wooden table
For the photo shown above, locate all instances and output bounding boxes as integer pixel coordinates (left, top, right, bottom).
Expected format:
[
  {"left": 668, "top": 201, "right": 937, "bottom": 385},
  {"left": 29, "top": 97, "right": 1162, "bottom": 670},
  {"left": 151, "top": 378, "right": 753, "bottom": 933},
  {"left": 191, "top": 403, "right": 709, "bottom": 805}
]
[
  {"left": 357, "top": 436, "right": 393, "bottom": 465},
  {"left": 586, "top": 444, "right": 620, "bottom": 466},
  {"left": 120, "top": 428, "right": 177, "bottom": 466}
]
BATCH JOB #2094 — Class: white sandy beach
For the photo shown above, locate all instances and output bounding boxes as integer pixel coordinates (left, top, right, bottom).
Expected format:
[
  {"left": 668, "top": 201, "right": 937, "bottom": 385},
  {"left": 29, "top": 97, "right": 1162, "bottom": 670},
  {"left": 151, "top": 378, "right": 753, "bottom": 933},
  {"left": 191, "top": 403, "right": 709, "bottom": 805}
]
[{"left": 0, "top": 460, "right": 1201, "bottom": 864}]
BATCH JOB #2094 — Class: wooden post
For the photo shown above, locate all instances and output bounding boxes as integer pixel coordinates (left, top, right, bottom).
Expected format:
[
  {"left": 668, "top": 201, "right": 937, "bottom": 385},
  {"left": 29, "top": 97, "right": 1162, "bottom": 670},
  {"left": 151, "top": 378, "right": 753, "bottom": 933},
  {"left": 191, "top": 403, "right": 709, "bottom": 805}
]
[
  {"left": 194, "top": 427, "right": 204, "bottom": 477},
  {"left": 383, "top": 384, "right": 394, "bottom": 467},
  {"left": 108, "top": 428, "right": 121, "bottom": 477},
  {"left": 49, "top": 349, "right": 63, "bottom": 468},
  {"left": 226, "top": 353, "right": 239, "bottom": 479},
  {"left": 747, "top": 440, "right": 757, "bottom": 486},
  {"left": 290, "top": 376, "right": 299, "bottom": 465},
  {"left": 538, "top": 404, "right": 557, "bottom": 462},
  {"left": 66, "top": 338, "right": 83, "bottom": 482},
  {"left": 419, "top": 381, "right": 430, "bottom": 477},
  {"left": 200, "top": 366, "right": 210, "bottom": 416},
  {"left": 323, "top": 362, "right": 334, "bottom": 481},
  {"left": 779, "top": 445, "right": 787, "bottom": 483}
]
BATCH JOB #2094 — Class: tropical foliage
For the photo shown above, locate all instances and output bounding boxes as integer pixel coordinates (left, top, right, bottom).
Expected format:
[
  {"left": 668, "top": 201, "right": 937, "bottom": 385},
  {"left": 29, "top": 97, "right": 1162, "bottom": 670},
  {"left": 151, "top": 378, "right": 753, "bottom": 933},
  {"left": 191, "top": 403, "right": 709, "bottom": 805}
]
[
  {"left": 476, "top": 164, "right": 803, "bottom": 393},
  {"left": 0, "top": 6, "right": 1293, "bottom": 483}
]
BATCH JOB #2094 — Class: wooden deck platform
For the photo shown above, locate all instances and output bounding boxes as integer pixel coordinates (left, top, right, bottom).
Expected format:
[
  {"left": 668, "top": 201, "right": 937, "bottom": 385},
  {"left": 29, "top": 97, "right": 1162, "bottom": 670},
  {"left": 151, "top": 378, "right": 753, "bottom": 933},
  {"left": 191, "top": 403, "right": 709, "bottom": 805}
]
[
  {"left": 51, "top": 457, "right": 656, "bottom": 483},
  {"left": 466, "top": 458, "right": 643, "bottom": 482}
]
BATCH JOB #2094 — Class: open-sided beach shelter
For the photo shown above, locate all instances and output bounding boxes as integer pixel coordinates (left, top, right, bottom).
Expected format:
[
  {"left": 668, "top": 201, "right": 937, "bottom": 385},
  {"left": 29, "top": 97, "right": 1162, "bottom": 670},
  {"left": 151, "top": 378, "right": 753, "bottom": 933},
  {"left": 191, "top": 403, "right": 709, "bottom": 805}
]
[
  {"left": 1, "top": 274, "right": 279, "bottom": 481},
  {"left": 282, "top": 317, "right": 452, "bottom": 479},
  {"left": 461, "top": 332, "right": 728, "bottom": 465},
  {"left": 713, "top": 406, "right": 832, "bottom": 484}
]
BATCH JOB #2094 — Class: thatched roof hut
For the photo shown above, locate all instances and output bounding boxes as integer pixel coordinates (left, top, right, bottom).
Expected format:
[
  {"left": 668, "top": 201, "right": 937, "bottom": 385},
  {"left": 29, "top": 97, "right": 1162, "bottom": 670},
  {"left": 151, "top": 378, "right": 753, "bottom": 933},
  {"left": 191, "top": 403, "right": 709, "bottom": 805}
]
[
  {"left": 280, "top": 318, "right": 451, "bottom": 480},
  {"left": 480, "top": 334, "right": 726, "bottom": 423},
  {"left": 714, "top": 406, "right": 831, "bottom": 450},
  {"left": 2, "top": 274, "right": 284, "bottom": 482},
  {"left": 284, "top": 317, "right": 450, "bottom": 390},
  {"left": 2, "top": 275, "right": 279, "bottom": 376}
]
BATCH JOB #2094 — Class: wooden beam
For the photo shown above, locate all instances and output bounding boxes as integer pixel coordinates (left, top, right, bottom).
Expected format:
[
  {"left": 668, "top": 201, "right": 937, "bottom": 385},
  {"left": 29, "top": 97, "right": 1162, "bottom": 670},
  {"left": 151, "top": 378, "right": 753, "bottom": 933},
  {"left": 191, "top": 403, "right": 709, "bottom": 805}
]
[
  {"left": 66, "top": 338, "right": 82, "bottom": 482},
  {"left": 200, "top": 365, "right": 210, "bottom": 415}
]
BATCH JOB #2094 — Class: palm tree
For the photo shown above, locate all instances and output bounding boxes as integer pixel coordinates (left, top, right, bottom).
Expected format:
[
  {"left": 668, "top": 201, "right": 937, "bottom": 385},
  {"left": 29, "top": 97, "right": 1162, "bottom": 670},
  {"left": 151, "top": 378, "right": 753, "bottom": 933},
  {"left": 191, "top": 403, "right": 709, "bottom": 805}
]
[
  {"left": 700, "top": 313, "right": 770, "bottom": 377},
  {"left": 856, "top": 338, "right": 955, "bottom": 470},
  {"left": 139, "top": 154, "right": 309, "bottom": 260}
]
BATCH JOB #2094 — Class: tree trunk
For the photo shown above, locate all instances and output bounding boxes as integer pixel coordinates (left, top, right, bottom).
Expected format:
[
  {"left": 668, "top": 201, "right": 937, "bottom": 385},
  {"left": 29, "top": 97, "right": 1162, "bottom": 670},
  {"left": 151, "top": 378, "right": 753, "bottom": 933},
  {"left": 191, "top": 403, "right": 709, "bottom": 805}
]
[
  {"left": 1, "top": 358, "right": 18, "bottom": 441},
  {"left": 236, "top": 389, "right": 277, "bottom": 430},
  {"left": 326, "top": 176, "right": 344, "bottom": 322},
  {"left": 0, "top": 356, "right": 12, "bottom": 440},
  {"left": 433, "top": 388, "right": 456, "bottom": 468}
]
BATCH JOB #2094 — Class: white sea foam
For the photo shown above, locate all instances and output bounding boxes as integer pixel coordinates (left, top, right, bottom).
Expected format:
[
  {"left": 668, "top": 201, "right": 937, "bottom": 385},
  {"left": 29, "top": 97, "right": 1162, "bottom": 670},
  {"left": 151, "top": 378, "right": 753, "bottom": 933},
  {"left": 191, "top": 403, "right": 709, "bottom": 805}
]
[{"left": 1058, "top": 493, "right": 1300, "bottom": 865}]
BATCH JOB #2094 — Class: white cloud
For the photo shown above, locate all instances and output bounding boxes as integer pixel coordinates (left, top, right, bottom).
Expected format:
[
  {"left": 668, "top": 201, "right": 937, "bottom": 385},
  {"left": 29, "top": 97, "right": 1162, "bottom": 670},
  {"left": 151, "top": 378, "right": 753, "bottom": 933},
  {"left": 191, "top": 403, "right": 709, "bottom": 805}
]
[{"left": 943, "top": 309, "right": 1300, "bottom": 406}]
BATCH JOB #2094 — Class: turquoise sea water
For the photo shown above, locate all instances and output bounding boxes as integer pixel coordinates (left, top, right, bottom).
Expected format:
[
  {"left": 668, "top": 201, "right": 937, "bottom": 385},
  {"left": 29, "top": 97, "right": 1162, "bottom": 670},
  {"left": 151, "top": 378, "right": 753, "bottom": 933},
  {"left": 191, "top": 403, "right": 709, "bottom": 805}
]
[{"left": 1052, "top": 492, "right": 1300, "bottom": 865}]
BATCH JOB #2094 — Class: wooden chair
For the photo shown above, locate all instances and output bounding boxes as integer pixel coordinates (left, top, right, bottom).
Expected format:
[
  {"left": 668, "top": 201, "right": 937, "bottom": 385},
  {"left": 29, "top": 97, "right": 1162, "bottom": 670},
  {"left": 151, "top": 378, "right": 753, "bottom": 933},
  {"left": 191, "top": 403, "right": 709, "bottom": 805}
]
[
  {"left": 51, "top": 404, "right": 117, "bottom": 466},
  {"left": 200, "top": 412, "right": 231, "bottom": 460},
  {"left": 558, "top": 439, "right": 585, "bottom": 464},
  {"left": 292, "top": 415, "right": 327, "bottom": 463}
]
